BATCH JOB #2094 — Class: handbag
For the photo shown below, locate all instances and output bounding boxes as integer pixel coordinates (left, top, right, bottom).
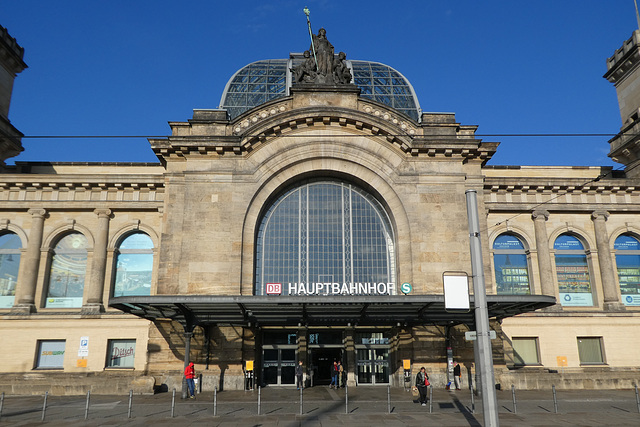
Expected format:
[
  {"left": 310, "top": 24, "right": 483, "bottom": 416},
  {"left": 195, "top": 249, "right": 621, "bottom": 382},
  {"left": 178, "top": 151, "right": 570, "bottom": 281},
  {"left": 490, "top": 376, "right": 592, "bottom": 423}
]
[
  {"left": 425, "top": 377, "right": 430, "bottom": 386},
  {"left": 411, "top": 386, "right": 419, "bottom": 397}
]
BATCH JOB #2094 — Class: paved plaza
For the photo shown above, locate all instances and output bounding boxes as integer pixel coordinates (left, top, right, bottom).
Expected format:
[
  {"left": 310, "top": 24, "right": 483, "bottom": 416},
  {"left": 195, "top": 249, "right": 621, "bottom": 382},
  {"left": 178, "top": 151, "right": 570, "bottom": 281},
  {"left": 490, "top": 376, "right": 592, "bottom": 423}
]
[{"left": 1, "top": 386, "right": 639, "bottom": 426}]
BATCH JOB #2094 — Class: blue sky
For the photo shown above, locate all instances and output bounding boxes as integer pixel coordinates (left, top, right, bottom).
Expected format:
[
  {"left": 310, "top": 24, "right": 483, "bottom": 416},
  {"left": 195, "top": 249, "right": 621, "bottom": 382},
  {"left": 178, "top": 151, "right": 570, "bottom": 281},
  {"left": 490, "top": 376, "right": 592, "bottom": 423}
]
[{"left": 1, "top": 1, "right": 637, "bottom": 166}]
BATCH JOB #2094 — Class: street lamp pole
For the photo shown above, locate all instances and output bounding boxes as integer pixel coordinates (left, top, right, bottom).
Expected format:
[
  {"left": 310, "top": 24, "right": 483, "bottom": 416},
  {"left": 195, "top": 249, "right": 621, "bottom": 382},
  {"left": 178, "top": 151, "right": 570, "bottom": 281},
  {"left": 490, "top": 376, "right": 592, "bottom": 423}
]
[{"left": 465, "top": 189, "right": 499, "bottom": 427}]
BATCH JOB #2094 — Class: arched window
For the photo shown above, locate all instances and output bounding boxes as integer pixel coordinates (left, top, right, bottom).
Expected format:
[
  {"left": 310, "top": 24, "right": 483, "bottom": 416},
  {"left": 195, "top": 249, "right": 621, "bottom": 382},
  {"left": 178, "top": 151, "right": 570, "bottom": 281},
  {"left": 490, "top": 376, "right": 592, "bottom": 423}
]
[
  {"left": 614, "top": 234, "right": 640, "bottom": 307},
  {"left": 112, "top": 232, "right": 154, "bottom": 297},
  {"left": 554, "top": 234, "right": 593, "bottom": 306},
  {"left": 255, "top": 180, "right": 396, "bottom": 295},
  {"left": 45, "top": 232, "right": 88, "bottom": 308},
  {"left": 0, "top": 232, "right": 21, "bottom": 308},
  {"left": 492, "top": 234, "right": 531, "bottom": 294}
]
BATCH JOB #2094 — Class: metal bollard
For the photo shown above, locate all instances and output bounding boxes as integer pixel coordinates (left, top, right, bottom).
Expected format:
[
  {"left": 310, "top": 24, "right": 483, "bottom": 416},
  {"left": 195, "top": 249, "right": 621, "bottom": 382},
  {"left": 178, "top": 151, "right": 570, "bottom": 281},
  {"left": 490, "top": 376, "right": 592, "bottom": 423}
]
[
  {"left": 511, "top": 384, "right": 517, "bottom": 414},
  {"left": 387, "top": 384, "right": 391, "bottom": 414},
  {"left": 257, "top": 386, "right": 261, "bottom": 415},
  {"left": 429, "top": 386, "right": 433, "bottom": 413},
  {"left": 213, "top": 386, "right": 217, "bottom": 416},
  {"left": 635, "top": 384, "right": 639, "bottom": 414},
  {"left": 85, "top": 390, "right": 91, "bottom": 420},
  {"left": 299, "top": 385, "right": 303, "bottom": 415},
  {"left": 345, "top": 384, "right": 349, "bottom": 414},
  {"left": 171, "top": 388, "right": 176, "bottom": 418},
  {"left": 470, "top": 385, "right": 475, "bottom": 413},
  {"left": 552, "top": 385, "right": 558, "bottom": 414},
  {"left": 41, "top": 391, "right": 48, "bottom": 422},
  {"left": 128, "top": 389, "right": 133, "bottom": 418},
  {"left": 0, "top": 391, "right": 4, "bottom": 421}
]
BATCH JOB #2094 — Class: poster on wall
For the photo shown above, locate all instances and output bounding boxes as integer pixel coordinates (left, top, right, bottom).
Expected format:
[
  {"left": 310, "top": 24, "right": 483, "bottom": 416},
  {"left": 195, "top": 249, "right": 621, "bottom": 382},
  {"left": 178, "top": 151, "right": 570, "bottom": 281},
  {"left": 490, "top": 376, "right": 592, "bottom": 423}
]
[{"left": 555, "top": 260, "right": 593, "bottom": 307}]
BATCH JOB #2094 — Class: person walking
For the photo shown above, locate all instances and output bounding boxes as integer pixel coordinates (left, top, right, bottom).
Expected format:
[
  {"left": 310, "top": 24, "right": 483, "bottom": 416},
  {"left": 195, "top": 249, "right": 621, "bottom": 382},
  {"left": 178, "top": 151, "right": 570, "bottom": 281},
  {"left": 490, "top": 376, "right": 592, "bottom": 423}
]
[
  {"left": 184, "top": 361, "right": 196, "bottom": 399},
  {"left": 415, "top": 367, "right": 430, "bottom": 406},
  {"left": 453, "top": 362, "right": 462, "bottom": 390},
  {"left": 296, "top": 360, "right": 304, "bottom": 390},
  {"left": 337, "top": 361, "right": 344, "bottom": 388},
  {"left": 330, "top": 361, "right": 338, "bottom": 389}
]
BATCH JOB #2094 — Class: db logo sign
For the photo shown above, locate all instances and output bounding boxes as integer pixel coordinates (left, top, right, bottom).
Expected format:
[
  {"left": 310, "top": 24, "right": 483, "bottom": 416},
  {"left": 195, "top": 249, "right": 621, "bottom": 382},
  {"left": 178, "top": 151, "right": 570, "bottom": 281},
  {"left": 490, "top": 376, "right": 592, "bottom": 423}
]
[{"left": 266, "top": 283, "right": 282, "bottom": 295}]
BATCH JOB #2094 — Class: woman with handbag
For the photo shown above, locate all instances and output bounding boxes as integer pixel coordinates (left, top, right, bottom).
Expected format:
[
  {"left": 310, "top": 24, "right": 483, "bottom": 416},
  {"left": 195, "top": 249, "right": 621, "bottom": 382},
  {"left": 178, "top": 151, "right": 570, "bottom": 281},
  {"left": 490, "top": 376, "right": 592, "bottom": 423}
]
[{"left": 415, "top": 367, "right": 430, "bottom": 406}]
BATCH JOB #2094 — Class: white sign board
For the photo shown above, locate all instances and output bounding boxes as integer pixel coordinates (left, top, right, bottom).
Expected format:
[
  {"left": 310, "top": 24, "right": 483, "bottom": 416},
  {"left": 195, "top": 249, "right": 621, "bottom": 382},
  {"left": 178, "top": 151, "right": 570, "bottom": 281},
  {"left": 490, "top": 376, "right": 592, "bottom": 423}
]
[
  {"left": 443, "top": 273, "right": 470, "bottom": 311},
  {"left": 78, "top": 336, "right": 89, "bottom": 357},
  {"left": 464, "top": 330, "right": 497, "bottom": 341}
]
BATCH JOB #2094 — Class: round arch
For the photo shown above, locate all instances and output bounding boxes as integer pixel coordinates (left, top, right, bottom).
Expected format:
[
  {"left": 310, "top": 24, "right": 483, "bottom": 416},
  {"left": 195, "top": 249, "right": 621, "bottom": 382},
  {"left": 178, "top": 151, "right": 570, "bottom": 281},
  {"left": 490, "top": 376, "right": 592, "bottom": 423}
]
[{"left": 241, "top": 157, "right": 413, "bottom": 295}]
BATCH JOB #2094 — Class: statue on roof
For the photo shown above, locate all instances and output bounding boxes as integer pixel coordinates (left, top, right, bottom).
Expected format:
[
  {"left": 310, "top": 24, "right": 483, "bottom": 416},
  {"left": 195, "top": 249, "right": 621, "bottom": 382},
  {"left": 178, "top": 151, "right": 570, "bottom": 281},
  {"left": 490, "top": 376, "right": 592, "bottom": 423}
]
[{"left": 300, "top": 8, "right": 352, "bottom": 86}]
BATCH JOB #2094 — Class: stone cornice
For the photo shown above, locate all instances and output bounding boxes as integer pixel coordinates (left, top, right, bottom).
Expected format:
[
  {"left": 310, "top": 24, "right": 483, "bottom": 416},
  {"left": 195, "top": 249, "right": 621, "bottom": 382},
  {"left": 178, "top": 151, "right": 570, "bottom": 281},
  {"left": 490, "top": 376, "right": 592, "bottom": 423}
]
[
  {"left": 0, "top": 176, "right": 164, "bottom": 191},
  {"left": 484, "top": 178, "right": 638, "bottom": 195}
]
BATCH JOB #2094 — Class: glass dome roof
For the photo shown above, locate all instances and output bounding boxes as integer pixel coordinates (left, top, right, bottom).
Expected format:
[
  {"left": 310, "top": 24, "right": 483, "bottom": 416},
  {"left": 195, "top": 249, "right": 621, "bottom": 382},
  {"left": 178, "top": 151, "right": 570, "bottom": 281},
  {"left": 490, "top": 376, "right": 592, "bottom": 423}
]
[{"left": 219, "top": 57, "right": 422, "bottom": 122}]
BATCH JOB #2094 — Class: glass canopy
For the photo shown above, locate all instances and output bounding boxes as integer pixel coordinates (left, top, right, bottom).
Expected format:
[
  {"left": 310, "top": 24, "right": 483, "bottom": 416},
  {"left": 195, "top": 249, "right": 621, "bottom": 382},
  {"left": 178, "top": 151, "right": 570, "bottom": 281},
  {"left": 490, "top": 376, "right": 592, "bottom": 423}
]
[{"left": 220, "top": 57, "right": 421, "bottom": 121}]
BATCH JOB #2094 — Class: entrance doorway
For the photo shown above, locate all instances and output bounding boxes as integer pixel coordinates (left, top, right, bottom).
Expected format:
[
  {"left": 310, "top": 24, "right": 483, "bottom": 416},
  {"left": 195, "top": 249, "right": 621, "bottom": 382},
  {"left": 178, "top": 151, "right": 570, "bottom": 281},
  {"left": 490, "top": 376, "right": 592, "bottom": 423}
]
[{"left": 310, "top": 348, "right": 343, "bottom": 385}]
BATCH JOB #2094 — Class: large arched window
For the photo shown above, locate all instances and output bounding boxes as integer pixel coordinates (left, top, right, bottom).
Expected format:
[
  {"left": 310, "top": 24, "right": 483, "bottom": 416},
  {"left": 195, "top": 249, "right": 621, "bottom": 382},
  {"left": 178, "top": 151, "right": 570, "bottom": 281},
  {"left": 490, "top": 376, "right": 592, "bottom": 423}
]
[
  {"left": 614, "top": 234, "right": 640, "bottom": 307},
  {"left": 0, "top": 232, "right": 21, "bottom": 308},
  {"left": 554, "top": 234, "right": 593, "bottom": 307},
  {"left": 45, "top": 232, "right": 88, "bottom": 308},
  {"left": 255, "top": 180, "right": 396, "bottom": 295},
  {"left": 112, "top": 232, "right": 154, "bottom": 297},
  {"left": 492, "top": 234, "right": 531, "bottom": 295}
]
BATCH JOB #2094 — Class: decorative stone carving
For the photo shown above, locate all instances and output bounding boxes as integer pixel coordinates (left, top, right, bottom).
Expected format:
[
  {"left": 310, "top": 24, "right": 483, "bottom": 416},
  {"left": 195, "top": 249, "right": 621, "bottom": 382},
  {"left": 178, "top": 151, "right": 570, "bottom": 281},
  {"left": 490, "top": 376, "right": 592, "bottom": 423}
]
[{"left": 295, "top": 28, "right": 352, "bottom": 86}]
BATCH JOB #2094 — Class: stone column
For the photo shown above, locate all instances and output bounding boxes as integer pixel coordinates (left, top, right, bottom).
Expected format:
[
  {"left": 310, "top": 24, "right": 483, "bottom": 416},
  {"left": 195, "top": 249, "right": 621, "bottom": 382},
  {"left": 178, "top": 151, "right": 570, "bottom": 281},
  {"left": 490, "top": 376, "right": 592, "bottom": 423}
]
[
  {"left": 591, "top": 211, "right": 625, "bottom": 311},
  {"left": 84, "top": 208, "right": 111, "bottom": 312},
  {"left": 13, "top": 208, "right": 47, "bottom": 313},
  {"left": 532, "top": 210, "right": 555, "bottom": 298}
]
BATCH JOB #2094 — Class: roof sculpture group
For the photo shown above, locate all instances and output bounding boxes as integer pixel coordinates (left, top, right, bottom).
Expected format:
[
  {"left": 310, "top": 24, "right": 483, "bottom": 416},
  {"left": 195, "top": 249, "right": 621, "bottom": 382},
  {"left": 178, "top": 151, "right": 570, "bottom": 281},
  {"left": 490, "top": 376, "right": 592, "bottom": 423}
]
[{"left": 292, "top": 27, "right": 352, "bottom": 85}]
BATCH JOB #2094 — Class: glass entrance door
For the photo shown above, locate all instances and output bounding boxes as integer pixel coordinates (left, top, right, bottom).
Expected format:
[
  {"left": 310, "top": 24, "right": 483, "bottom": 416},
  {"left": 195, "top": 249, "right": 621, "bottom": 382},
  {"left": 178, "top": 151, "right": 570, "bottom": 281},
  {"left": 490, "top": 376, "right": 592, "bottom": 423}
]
[
  {"left": 356, "top": 348, "right": 389, "bottom": 385},
  {"left": 263, "top": 347, "right": 296, "bottom": 385}
]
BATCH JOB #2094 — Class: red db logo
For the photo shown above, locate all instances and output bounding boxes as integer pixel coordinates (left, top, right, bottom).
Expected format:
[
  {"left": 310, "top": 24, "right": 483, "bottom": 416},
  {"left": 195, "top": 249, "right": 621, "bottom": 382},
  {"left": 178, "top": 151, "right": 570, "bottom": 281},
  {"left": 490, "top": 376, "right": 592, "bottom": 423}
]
[{"left": 266, "top": 283, "right": 281, "bottom": 295}]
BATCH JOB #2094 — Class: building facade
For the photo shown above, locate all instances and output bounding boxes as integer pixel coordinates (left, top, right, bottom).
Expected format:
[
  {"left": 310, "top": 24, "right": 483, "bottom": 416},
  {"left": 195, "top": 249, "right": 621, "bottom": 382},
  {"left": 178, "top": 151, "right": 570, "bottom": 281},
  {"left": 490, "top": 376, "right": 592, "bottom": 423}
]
[{"left": 1, "top": 27, "right": 639, "bottom": 395}]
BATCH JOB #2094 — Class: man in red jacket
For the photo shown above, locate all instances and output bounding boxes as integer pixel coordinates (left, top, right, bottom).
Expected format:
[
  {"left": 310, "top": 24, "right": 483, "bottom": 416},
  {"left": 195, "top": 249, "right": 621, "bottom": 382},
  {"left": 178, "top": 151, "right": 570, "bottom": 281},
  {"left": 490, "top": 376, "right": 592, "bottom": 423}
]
[{"left": 185, "top": 362, "right": 196, "bottom": 399}]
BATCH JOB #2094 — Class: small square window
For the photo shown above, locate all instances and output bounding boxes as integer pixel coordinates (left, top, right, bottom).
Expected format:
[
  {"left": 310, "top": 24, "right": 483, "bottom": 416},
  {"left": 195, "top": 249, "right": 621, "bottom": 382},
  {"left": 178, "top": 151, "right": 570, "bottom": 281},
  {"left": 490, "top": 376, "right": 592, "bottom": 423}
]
[
  {"left": 35, "top": 340, "right": 65, "bottom": 369},
  {"left": 512, "top": 337, "right": 540, "bottom": 365},
  {"left": 106, "top": 339, "right": 136, "bottom": 368},
  {"left": 577, "top": 337, "right": 605, "bottom": 365}
]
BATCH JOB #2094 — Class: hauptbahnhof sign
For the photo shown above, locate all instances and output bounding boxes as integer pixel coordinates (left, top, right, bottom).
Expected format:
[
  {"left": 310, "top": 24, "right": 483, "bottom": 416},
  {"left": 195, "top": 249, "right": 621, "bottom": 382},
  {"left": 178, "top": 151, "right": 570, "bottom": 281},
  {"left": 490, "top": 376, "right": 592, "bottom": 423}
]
[{"left": 266, "top": 282, "right": 395, "bottom": 296}]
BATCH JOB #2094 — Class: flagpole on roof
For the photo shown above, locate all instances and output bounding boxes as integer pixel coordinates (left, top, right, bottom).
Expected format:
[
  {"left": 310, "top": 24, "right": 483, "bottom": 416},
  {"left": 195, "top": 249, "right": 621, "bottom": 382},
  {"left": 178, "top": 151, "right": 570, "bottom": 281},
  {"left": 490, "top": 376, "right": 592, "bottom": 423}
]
[
  {"left": 303, "top": 6, "right": 319, "bottom": 70},
  {"left": 635, "top": 0, "right": 640, "bottom": 30}
]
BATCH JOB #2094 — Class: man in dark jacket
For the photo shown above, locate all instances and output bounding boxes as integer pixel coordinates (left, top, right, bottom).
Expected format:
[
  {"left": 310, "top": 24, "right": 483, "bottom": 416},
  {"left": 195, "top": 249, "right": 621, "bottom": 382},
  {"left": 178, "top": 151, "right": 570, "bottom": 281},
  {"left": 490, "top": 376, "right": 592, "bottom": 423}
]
[
  {"left": 296, "top": 360, "right": 304, "bottom": 390},
  {"left": 415, "top": 367, "right": 429, "bottom": 406},
  {"left": 453, "top": 362, "right": 462, "bottom": 390}
]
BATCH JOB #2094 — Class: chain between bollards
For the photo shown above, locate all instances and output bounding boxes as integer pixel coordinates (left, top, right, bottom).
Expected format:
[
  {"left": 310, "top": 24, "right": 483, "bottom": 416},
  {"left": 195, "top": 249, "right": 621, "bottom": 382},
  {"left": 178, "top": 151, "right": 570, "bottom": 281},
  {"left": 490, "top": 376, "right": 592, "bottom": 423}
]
[
  {"left": 84, "top": 390, "right": 90, "bottom": 420},
  {"left": 213, "top": 386, "right": 217, "bottom": 416},
  {"left": 257, "top": 386, "right": 261, "bottom": 415},
  {"left": 41, "top": 391, "right": 48, "bottom": 422},
  {"left": 171, "top": 388, "right": 176, "bottom": 418},
  {"left": 429, "top": 385, "right": 433, "bottom": 413},
  {"left": 345, "top": 383, "right": 348, "bottom": 414},
  {"left": 511, "top": 384, "right": 517, "bottom": 414},
  {"left": 552, "top": 384, "right": 558, "bottom": 414},
  {"left": 635, "top": 384, "right": 640, "bottom": 414},
  {"left": 128, "top": 389, "right": 133, "bottom": 418}
]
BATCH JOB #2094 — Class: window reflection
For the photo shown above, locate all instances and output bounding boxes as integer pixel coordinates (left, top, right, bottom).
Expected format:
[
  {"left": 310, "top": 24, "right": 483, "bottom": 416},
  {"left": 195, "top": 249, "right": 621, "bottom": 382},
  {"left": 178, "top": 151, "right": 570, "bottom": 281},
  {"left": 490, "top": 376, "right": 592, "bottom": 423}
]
[
  {"left": 45, "top": 233, "right": 88, "bottom": 308},
  {"left": 0, "top": 232, "right": 21, "bottom": 308},
  {"left": 493, "top": 234, "right": 531, "bottom": 295},
  {"left": 554, "top": 234, "right": 593, "bottom": 307},
  {"left": 113, "top": 233, "right": 153, "bottom": 297},
  {"left": 614, "top": 234, "right": 640, "bottom": 306}
]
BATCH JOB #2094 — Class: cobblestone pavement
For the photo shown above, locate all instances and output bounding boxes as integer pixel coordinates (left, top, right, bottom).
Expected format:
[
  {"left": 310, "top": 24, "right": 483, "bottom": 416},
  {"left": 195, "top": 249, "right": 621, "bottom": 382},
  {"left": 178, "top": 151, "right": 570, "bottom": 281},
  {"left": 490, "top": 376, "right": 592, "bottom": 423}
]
[{"left": 1, "top": 386, "right": 639, "bottom": 426}]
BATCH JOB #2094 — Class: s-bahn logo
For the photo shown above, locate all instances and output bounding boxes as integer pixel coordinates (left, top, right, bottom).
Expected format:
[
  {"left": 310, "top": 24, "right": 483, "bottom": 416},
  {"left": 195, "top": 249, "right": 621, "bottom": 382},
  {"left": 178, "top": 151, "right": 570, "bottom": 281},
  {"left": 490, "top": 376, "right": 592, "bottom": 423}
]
[{"left": 266, "top": 283, "right": 282, "bottom": 295}]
